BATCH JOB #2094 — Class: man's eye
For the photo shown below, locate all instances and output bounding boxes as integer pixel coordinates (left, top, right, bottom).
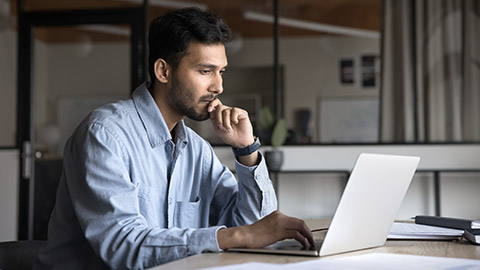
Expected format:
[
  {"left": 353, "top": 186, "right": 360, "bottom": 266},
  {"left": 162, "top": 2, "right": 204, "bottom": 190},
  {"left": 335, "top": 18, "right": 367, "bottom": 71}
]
[{"left": 200, "top": 70, "right": 211, "bottom": 75}]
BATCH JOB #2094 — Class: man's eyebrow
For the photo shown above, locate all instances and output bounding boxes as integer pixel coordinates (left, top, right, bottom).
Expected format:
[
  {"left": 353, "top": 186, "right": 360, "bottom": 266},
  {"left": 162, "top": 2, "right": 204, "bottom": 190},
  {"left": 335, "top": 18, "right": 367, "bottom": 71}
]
[{"left": 196, "top": 63, "right": 228, "bottom": 70}]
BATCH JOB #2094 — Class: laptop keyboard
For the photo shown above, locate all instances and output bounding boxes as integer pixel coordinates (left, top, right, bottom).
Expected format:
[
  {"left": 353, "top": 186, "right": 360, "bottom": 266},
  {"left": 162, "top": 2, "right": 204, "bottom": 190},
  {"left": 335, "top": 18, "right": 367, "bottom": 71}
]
[{"left": 266, "top": 239, "right": 323, "bottom": 251}]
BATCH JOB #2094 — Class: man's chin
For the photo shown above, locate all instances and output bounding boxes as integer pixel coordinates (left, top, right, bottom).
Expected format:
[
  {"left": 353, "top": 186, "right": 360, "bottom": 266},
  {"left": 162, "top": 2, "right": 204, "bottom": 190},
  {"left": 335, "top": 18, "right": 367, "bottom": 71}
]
[{"left": 186, "top": 112, "right": 210, "bottom": 122}]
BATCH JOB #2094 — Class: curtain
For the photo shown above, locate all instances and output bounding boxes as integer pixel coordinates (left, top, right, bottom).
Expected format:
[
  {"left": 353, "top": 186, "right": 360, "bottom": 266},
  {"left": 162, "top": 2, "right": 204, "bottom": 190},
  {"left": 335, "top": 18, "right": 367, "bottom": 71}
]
[{"left": 381, "top": 0, "right": 480, "bottom": 143}]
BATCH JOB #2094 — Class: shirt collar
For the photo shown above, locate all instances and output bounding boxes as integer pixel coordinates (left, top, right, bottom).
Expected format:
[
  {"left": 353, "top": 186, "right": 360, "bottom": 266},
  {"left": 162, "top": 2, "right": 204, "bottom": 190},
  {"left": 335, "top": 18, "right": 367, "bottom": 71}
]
[
  {"left": 132, "top": 82, "right": 188, "bottom": 148},
  {"left": 173, "top": 120, "right": 188, "bottom": 146}
]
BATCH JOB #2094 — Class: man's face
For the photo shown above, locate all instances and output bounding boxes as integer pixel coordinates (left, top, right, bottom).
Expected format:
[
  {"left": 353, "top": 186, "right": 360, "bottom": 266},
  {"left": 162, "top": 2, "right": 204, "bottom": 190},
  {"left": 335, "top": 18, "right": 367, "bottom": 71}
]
[{"left": 167, "top": 41, "right": 228, "bottom": 121}]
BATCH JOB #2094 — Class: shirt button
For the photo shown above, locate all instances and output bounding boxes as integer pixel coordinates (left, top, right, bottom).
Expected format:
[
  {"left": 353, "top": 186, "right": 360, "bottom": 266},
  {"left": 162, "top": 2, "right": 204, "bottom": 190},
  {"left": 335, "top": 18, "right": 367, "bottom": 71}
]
[{"left": 168, "top": 198, "right": 172, "bottom": 204}]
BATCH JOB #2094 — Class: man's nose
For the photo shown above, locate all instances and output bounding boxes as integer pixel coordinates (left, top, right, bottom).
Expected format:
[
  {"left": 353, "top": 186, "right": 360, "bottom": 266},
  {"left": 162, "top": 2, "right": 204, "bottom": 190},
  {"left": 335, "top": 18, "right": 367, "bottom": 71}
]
[{"left": 209, "top": 74, "right": 223, "bottom": 95}]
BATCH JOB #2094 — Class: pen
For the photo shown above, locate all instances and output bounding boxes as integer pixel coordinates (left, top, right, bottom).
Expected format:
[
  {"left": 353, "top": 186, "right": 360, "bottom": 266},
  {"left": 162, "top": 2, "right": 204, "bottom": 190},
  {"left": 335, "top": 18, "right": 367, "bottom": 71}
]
[{"left": 415, "top": 215, "right": 480, "bottom": 230}]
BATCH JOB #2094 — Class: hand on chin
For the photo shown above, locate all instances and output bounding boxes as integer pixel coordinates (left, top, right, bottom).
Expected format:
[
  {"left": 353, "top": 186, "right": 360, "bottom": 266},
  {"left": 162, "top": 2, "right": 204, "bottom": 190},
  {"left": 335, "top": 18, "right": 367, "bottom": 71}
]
[{"left": 208, "top": 99, "right": 254, "bottom": 148}]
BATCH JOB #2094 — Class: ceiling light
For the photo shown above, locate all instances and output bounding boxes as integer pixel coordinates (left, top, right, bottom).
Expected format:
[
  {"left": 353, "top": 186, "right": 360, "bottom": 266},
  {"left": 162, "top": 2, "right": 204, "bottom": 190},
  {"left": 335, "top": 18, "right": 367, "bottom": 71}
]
[
  {"left": 116, "top": 0, "right": 208, "bottom": 11},
  {"left": 78, "top": 25, "right": 131, "bottom": 36},
  {"left": 244, "top": 11, "right": 379, "bottom": 39}
]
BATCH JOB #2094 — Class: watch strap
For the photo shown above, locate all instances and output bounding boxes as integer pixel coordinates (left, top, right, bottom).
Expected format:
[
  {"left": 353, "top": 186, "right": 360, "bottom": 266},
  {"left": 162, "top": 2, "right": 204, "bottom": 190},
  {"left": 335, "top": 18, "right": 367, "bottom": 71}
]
[{"left": 232, "top": 137, "right": 261, "bottom": 157}]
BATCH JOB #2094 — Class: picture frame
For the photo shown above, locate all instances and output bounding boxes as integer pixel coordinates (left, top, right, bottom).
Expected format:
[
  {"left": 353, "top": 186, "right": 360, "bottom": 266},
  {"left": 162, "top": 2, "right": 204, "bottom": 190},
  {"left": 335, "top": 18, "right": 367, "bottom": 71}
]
[{"left": 339, "top": 58, "right": 355, "bottom": 85}]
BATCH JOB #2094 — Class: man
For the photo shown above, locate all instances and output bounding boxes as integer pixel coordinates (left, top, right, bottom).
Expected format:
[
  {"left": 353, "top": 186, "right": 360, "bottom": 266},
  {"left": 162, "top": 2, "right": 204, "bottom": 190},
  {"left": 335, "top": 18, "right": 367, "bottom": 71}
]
[{"left": 35, "top": 7, "right": 313, "bottom": 269}]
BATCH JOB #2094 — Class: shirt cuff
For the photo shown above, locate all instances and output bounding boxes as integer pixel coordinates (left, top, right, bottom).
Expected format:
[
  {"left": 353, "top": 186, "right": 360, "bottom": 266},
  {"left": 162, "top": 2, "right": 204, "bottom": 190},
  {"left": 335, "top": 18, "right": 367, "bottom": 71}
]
[
  {"left": 235, "top": 153, "right": 270, "bottom": 190},
  {"left": 234, "top": 156, "right": 259, "bottom": 171},
  {"left": 214, "top": 226, "right": 227, "bottom": 252},
  {"left": 188, "top": 226, "right": 226, "bottom": 255}
]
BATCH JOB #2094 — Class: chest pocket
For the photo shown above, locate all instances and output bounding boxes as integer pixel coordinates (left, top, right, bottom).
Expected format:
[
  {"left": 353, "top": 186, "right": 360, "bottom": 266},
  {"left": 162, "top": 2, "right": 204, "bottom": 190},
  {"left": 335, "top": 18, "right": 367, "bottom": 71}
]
[{"left": 173, "top": 196, "right": 203, "bottom": 228}]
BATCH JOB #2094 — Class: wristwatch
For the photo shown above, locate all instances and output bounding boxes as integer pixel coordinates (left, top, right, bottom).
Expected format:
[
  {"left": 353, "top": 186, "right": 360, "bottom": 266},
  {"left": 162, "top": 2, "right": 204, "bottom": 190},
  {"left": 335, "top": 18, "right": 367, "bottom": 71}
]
[{"left": 232, "top": 137, "right": 261, "bottom": 157}]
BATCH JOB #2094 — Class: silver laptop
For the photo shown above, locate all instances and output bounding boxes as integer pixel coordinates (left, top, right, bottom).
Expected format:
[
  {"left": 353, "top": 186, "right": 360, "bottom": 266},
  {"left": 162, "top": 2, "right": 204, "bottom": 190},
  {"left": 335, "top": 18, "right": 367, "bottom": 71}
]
[{"left": 228, "top": 153, "right": 420, "bottom": 257}]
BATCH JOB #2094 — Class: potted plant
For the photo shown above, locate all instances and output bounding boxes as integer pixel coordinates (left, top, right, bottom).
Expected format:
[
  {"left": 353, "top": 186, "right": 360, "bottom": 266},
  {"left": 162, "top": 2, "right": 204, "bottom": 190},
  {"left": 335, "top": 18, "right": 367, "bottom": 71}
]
[{"left": 259, "top": 107, "right": 287, "bottom": 171}]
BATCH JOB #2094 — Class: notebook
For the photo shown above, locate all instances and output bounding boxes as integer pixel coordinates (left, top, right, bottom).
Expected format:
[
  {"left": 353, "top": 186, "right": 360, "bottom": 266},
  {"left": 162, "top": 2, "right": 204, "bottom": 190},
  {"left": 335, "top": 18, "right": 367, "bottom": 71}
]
[{"left": 227, "top": 153, "right": 420, "bottom": 257}]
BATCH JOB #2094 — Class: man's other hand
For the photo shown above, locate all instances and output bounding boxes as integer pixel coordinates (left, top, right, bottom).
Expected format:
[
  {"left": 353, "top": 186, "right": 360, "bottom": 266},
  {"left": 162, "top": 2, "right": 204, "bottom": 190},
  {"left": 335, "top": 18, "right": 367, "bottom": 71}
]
[{"left": 217, "top": 211, "right": 315, "bottom": 250}]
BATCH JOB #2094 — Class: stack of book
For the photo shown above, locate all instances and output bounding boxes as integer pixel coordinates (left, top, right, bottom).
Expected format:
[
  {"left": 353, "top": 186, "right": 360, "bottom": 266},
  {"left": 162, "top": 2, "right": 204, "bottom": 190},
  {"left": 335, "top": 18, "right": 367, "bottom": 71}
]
[
  {"left": 415, "top": 215, "right": 480, "bottom": 245},
  {"left": 388, "top": 222, "right": 463, "bottom": 240},
  {"left": 464, "top": 229, "right": 480, "bottom": 244}
]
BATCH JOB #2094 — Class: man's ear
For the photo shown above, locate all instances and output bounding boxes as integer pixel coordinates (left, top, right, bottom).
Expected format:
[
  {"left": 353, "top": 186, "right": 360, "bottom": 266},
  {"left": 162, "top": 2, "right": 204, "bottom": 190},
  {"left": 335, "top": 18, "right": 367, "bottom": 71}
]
[{"left": 154, "top": 58, "right": 170, "bottom": 83}]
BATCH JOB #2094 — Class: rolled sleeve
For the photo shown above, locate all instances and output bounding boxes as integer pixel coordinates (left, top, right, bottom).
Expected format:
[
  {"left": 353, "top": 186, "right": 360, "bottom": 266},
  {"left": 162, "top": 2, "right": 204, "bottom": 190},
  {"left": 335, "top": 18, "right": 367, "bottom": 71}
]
[
  {"left": 189, "top": 226, "right": 226, "bottom": 253},
  {"left": 234, "top": 153, "right": 278, "bottom": 218}
]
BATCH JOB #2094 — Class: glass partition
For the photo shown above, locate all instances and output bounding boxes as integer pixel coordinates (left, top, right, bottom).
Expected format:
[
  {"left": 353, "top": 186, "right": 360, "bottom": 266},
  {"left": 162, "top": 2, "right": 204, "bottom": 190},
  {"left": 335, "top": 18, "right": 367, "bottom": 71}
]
[
  {"left": 184, "top": 0, "right": 480, "bottom": 145},
  {"left": 0, "top": 0, "right": 16, "bottom": 147},
  {"left": 276, "top": 0, "right": 381, "bottom": 144},
  {"left": 182, "top": 0, "right": 383, "bottom": 145},
  {"left": 0, "top": 1, "right": 17, "bottom": 240},
  {"left": 33, "top": 25, "right": 131, "bottom": 159},
  {"left": 17, "top": 2, "right": 146, "bottom": 239}
]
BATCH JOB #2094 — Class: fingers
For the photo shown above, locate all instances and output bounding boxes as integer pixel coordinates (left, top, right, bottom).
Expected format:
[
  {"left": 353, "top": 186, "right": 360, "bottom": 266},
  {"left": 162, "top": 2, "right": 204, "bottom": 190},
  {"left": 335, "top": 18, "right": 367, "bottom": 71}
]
[
  {"left": 285, "top": 231, "right": 309, "bottom": 248},
  {"left": 208, "top": 99, "right": 222, "bottom": 119},
  {"left": 246, "top": 211, "right": 317, "bottom": 249},
  {"left": 260, "top": 212, "right": 315, "bottom": 248},
  {"left": 282, "top": 218, "right": 315, "bottom": 247},
  {"left": 208, "top": 99, "right": 226, "bottom": 128},
  {"left": 222, "top": 109, "right": 232, "bottom": 131},
  {"left": 209, "top": 101, "right": 247, "bottom": 131},
  {"left": 207, "top": 98, "right": 254, "bottom": 148},
  {"left": 229, "top": 109, "right": 238, "bottom": 125}
]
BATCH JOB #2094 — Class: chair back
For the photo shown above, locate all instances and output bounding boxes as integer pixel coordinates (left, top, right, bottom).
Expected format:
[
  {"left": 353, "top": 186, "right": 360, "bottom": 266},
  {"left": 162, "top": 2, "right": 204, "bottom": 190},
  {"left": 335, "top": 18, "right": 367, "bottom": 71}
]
[{"left": 0, "top": 241, "right": 47, "bottom": 270}]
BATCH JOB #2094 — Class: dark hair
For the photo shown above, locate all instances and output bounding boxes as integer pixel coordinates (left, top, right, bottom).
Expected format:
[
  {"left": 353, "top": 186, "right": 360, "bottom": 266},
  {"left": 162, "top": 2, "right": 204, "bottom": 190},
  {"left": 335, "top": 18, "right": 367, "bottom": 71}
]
[{"left": 148, "top": 7, "right": 232, "bottom": 83}]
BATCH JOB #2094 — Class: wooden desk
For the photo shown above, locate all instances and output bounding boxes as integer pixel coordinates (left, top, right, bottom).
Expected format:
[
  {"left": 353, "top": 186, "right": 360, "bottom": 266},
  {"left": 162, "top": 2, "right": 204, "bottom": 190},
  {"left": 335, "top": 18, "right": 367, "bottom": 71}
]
[{"left": 149, "top": 220, "right": 480, "bottom": 270}]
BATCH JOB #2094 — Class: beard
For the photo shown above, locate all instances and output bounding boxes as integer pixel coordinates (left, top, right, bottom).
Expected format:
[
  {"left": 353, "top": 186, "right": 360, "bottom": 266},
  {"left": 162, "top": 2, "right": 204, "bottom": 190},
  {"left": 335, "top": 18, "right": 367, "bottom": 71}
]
[{"left": 168, "top": 73, "right": 216, "bottom": 121}]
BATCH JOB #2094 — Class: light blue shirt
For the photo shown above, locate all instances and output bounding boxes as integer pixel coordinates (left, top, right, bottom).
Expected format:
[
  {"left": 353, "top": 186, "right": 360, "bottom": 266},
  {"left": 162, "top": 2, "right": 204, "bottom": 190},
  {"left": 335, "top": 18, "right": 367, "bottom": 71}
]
[{"left": 35, "top": 83, "right": 277, "bottom": 270}]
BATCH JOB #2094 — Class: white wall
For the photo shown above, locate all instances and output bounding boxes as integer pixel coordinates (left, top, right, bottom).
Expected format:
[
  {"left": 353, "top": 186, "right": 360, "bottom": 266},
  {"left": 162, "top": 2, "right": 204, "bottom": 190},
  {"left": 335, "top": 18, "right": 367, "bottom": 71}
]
[
  {"left": 33, "top": 40, "right": 131, "bottom": 156},
  {"left": 0, "top": 150, "right": 19, "bottom": 241},
  {"left": 277, "top": 172, "right": 435, "bottom": 220},
  {"left": 228, "top": 36, "right": 380, "bottom": 141},
  {"left": 225, "top": 36, "right": 480, "bottom": 220},
  {"left": 0, "top": 30, "right": 17, "bottom": 147},
  {"left": 0, "top": 30, "right": 131, "bottom": 153},
  {"left": 214, "top": 145, "right": 480, "bottom": 220},
  {"left": 0, "top": 29, "right": 20, "bottom": 240}
]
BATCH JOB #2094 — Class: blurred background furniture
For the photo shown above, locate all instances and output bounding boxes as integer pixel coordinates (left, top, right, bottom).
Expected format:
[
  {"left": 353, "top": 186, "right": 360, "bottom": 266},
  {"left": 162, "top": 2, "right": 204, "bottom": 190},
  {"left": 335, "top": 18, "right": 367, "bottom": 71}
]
[{"left": 0, "top": 240, "right": 47, "bottom": 270}]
